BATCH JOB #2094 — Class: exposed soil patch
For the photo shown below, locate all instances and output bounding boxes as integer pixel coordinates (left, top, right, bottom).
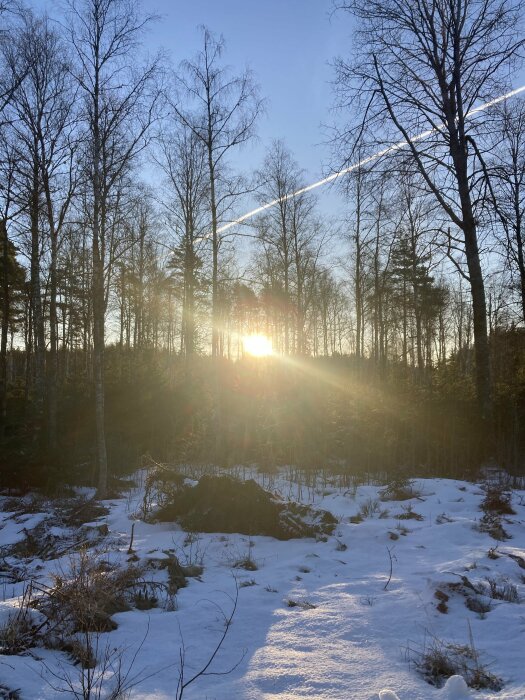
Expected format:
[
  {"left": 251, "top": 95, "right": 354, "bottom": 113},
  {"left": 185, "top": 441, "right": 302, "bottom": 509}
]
[{"left": 154, "top": 475, "right": 337, "bottom": 540}]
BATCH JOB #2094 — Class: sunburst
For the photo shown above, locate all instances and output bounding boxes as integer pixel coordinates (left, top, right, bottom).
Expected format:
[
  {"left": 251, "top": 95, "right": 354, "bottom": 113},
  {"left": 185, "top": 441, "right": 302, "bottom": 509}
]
[{"left": 243, "top": 334, "right": 273, "bottom": 357}]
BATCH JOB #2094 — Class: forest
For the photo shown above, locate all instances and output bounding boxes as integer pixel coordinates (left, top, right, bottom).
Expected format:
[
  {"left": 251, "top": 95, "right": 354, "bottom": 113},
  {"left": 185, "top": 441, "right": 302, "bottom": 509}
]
[{"left": 1, "top": 0, "right": 525, "bottom": 498}]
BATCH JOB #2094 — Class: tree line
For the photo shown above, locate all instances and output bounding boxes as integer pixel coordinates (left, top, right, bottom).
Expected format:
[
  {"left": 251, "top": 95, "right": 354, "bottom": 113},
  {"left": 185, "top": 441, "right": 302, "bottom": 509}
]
[{"left": 1, "top": 0, "right": 525, "bottom": 492}]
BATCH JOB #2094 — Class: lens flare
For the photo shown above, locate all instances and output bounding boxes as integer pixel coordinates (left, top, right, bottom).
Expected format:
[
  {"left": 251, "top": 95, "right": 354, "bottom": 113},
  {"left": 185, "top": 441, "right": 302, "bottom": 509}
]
[{"left": 243, "top": 334, "right": 273, "bottom": 357}]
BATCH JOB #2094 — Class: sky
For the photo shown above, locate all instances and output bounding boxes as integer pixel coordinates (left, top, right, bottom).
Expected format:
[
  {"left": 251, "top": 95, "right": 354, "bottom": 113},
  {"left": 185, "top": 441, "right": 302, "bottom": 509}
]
[
  {"left": 33, "top": 0, "right": 353, "bottom": 218},
  {"left": 147, "top": 0, "right": 351, "bottom": 181},
  {"left": 28, "top": 0, "right": 525, "bottom": 224}
]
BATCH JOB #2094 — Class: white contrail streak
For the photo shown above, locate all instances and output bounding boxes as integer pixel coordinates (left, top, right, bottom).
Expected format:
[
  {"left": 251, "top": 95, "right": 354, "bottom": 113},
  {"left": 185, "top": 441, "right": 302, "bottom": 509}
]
[{"left": 216, "top": 85, "right": 525, "bottom": 235}]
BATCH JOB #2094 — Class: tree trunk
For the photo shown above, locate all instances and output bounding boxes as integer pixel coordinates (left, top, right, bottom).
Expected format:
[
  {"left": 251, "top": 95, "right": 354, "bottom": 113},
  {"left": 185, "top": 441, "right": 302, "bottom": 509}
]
[
  {"left": 30, "top": 153, "right": 46, "bottom": 437},
  {"left": 463, "top": 216, "right": 492, "bottom": 422},
  {"left": 0, "top": 219, "right": 9, "bottom": 441},
  {"left": 93, "top": 76, "right": 108, "bottom": 498},
  {"left": 93, "top": 221, "right": 108, "bottom": 497},
  {"left": 354, "top": 168, "right": 363, "bottom": 359},
  {"left": 512, "top": 173, "right": 525, "bottom": 323},
  {"left": 453, "top": 146, "right": 493, "bottom": 423},
  {"left": 42, "top": 168, "right": 59, "bottom": 451},
  {"left": 207, "top": 140, "right": 220, "bottom": 358}
]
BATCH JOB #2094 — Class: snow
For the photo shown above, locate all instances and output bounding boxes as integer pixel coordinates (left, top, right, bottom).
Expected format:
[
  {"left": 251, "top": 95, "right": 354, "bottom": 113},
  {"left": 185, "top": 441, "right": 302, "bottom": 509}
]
[
  {"left": 0, "top": 473, "right": 524, "bottom": 699},
  {"left": 379, "top": 691, "right": 401, "bottom": 700},
  {"left": 443, "top": 675, "right": 471, "bottom": 698}
]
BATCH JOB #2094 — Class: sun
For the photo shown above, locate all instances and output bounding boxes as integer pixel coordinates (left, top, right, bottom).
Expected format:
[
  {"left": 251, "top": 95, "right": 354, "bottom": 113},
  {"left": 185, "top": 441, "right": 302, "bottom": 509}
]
[{"left": 243, "top": 334, "right": 273, "bottom": 357}]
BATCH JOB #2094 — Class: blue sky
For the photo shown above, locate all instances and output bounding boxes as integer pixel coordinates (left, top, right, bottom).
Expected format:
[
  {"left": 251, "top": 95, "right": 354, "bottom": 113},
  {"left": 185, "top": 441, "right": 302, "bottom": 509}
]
[
  {"left": 148, "top": 0, "right": 351, "bottom": 183},
  {"left": 31, "top": 0, "right": 351, "bottom": 220},
  {"left": 30, "top": 0, "right": 525, "bottom": 223}
]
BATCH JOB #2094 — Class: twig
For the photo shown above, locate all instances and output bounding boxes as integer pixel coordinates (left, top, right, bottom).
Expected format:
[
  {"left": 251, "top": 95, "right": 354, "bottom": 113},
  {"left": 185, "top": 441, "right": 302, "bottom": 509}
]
[
  {"left": 176, "top": 577, "right": 245, "bottom": 699},
  {"left": 384, "top": 546, "right": 394, "bottom": 590}
]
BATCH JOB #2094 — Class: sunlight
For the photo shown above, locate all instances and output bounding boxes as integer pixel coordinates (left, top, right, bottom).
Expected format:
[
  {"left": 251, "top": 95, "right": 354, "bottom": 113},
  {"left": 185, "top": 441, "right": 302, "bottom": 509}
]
[{"left": 243, "top": 334, "right": 274, "bottom": 357}]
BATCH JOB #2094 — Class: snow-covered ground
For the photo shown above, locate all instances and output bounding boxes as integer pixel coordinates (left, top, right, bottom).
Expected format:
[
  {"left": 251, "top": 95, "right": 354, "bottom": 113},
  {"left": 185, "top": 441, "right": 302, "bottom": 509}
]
[{"left": 0, "top": 472, "right": 524, "bottom": 700}]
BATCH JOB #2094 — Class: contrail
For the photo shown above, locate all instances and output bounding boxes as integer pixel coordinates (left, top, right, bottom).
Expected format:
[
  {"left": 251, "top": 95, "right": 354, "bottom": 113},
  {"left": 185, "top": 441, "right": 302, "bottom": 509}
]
[{"left": 216, "top": 84, "right": 525, "bottom": 235}]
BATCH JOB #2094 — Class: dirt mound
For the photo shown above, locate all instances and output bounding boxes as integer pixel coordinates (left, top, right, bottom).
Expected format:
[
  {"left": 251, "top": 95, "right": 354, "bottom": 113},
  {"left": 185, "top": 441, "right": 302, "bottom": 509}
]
[{"left": 155, "top": 475, "right": 336, "bottom": 540}]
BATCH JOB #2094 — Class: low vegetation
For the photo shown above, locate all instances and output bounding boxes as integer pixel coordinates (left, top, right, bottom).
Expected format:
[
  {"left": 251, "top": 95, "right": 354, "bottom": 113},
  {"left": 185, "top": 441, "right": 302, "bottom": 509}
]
[{"left": 409, "top": 626, "right": 504, "bottom": 691}]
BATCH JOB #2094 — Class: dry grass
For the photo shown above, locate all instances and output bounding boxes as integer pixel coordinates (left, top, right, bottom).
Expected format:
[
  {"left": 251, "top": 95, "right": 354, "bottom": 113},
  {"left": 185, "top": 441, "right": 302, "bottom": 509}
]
[
  {"left": 477, "top": 513, "right": 510, "bottom": 541},
  {"left": 465, "top": 596, "right": 493, "bottom": 616},
  {"left": 0, "top": 583, "right": 43, "bottom": 654},
  {"left": 233, "top": 556, "right": 258, "bottom": 571},
  {"left": 358, "top": 498, "right": 381, "bottom": 519},
  {"left": 435, "top": 513, "right": 454, "bottom": 524},
  {"left": 484, "top": 577, "right": 520, "bottom": 603},
  {"left": 286, "top": 598, "right": 317, "bottom": 610},
  {"left": 0, "top": 684, "right": 20, "bottom": 699},
  {"left": 239, "top": 579, "right": 257, "bottom": 588},
  {"left": 409, "top": 630, "right": 503, "bottom": 691},
  {"left": 397, "top": 504, "right": 424, "bottom": 521},
  {"left": 37, "top": 550, "right": 142, "bottom": 635}
]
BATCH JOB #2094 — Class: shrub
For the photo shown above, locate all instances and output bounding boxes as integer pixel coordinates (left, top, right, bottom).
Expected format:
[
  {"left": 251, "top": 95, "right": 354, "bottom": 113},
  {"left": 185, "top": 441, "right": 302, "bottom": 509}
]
[
  {"left": 480, "top": 484, "right": 515, "bottom": 515},
  {"left": 380, "top": 477, "right": 420, "bottom": 501},
  {"left": 141, "top": 460, "right": 186, "bottom": 519}
]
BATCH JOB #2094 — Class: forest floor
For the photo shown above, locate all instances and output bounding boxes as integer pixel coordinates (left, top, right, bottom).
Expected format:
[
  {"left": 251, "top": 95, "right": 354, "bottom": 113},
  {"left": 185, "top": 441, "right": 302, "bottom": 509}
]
[{"left": 0, "top": 469, "right": 524, "bottom": 700}]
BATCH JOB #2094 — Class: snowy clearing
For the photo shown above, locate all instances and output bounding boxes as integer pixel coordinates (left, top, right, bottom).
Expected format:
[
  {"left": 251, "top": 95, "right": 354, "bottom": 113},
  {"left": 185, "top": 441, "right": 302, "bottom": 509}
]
[{"left": 0, "top": 471, "right": 524, "bottom": 700}]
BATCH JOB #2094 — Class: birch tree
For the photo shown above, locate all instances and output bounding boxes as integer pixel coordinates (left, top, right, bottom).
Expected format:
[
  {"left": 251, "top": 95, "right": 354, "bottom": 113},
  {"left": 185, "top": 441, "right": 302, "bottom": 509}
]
[
  {"left": 171, "top": 27, "right": 263, "bottom": 357},
  {"left": 66, "top": 0, "right": 161, "bottom": 496},
  {"left": 156, "top": 127, "right": 208, "bottom": 358}
]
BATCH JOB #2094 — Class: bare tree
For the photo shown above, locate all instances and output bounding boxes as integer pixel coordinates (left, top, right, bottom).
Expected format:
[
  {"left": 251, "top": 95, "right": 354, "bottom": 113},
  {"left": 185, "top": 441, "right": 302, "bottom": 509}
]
[
  {"left": 489, "top": 99, "right": 525, "bottom": 323},
  {"left": 342, "top": 156, "right": 377, "bottom": 360},
  {"left": 0, "top": 4, "right": 25, "bottom": 443},
  {"left": 5, "top": 11, "right": 78, "bottom": 449},
  {"left": 0, "top": 134, "right": 23, "bottom": 440},
  {"left": 155, "top": 126, "right": 209, "bottom": 358},
  {"left": 171, "top": 27, "right": 263, "bottom": 358},
  {"left": 66, "top": 0, "right": 162, "bottom": 497},
  {"left": 0, "top": 2, "right": 29, "bottom": 121},
  {"left": 254, "top": 141, "right": 324, "bottom": 355},
  {"left": 334, "top": 0, "right": 525, "bottom": 422},
  {"left": 2, "top": 14, "right": 50, "bottom": 433},
  {"left": 254, "top": 141, "right": 298, "bottom": 355},
  {"left": 348, "top": 166, "right": 366, "bottom": 359}
]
